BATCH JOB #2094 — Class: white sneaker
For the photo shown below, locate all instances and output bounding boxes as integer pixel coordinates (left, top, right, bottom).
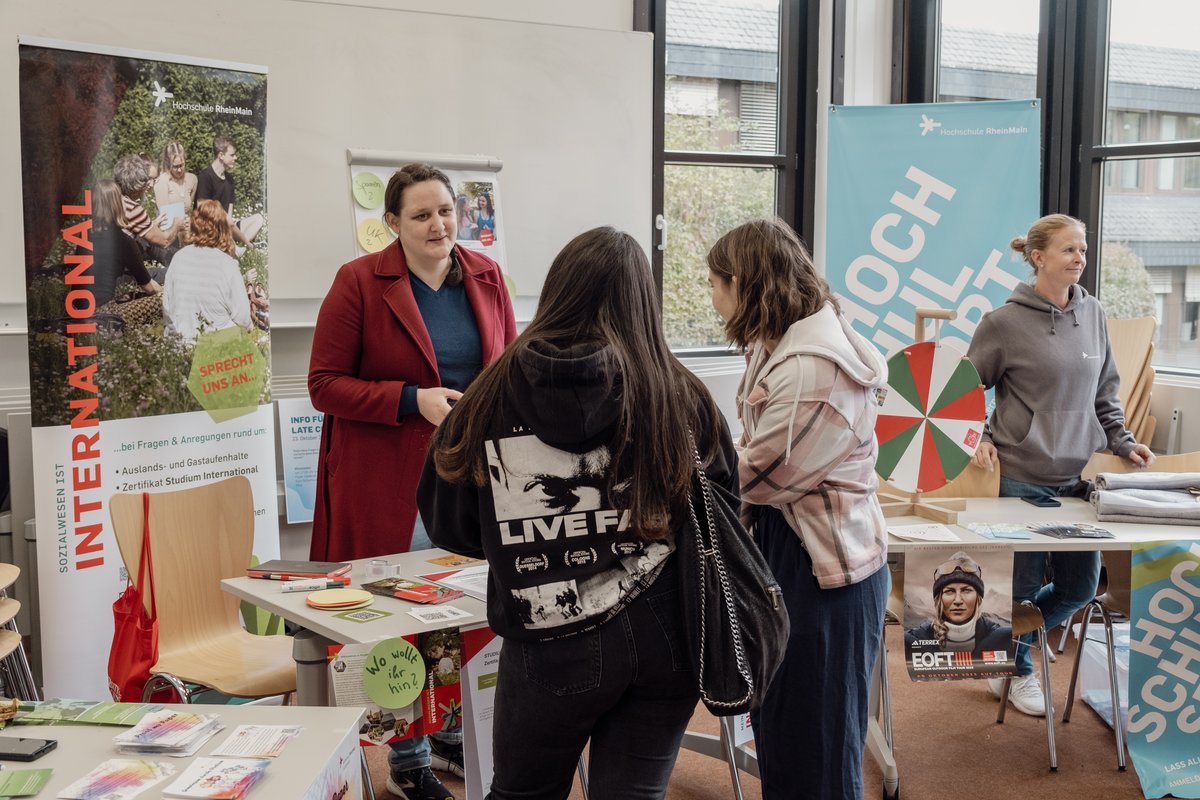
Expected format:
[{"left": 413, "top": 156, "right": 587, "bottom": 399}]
[
  {"left": 987, "top": 676, "right": 1005, "bottom": 700},
  {"left": 1001, "top": 674, "right": 1047, "bottom": 717}
]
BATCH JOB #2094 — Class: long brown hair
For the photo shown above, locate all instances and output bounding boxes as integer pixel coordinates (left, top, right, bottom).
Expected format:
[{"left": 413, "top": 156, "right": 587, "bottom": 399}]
[
  {"left": 707, "top": 217, "right": 838, "bottom": 348},
  {"left": 190, "top": 199, "right": 236, "bottom": 255},
  {"left": 432, "top": 227, "right": 723, "bottom": 540},
  {"left": 92, "top": 180, "right": 127, "bottom": 233}
]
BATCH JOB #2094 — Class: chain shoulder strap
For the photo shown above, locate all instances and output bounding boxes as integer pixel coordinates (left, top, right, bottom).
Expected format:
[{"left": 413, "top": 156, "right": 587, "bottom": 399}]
[{"left": 685, "top": 431, "right": 755, "bottom": 710}]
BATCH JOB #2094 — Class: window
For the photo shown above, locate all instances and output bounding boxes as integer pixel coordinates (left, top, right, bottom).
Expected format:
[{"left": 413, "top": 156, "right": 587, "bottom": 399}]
[
  {"left": 936, "top": 0, "right": 1038, "bottom": 103},
  {"left": 898, "top": 0, "right": 1200, "bottom": 375},
  {"left": 648, "top": 0, "right": 818, "bottom": 351},
  {"left": 1090, "top": 0, "right": 1200, "bottom": 372}
]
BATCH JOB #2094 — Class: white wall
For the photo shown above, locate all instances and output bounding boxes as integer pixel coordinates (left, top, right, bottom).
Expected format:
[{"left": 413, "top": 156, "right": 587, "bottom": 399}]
[{"left": 0, "top": 0, "right": 647, "bottom": 329}]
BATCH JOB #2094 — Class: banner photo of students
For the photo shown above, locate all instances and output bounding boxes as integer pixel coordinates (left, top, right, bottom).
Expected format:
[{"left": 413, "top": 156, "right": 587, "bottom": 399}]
[
  {"left": 826, "top": 100, "right": 1039, "bottom": 356},
  {"left": 18, "top": 38, "right": 277, "bottom": 698},
  {"left": 903, "top": 543, "right": 1016, "bottom": 681},
  {"left": 1126, "top": 540, "right": 1200, "bottom": 799}
]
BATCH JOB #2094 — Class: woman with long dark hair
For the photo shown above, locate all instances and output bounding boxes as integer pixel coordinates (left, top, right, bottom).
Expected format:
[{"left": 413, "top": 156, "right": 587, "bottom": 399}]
[{"left": 419, "top": 227, "right": 736, "bottom": 799}]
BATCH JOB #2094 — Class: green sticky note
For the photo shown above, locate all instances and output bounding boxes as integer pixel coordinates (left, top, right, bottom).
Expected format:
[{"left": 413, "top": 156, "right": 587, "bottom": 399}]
[
  {"left": 186, "top": 327, "right": 266, "bottom": 421},
  {"left": 353, "top": 172, "right": 386, "bottom": 209},
  {"left": 362, "top": 637, "right": 426, "bottom": 709}
]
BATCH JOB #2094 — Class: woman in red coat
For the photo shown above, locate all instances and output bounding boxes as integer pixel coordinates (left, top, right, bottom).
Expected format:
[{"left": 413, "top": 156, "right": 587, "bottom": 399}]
[
  {"left": 309, "top": 163, "right": 516, "bottom": 563},
  {"left": 309, "top": 164, "right": 515, "bottom": 799}
]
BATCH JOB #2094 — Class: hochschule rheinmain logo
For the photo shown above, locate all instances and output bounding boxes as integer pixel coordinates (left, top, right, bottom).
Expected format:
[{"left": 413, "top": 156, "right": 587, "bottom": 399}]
[
  {"left": 150, "top": 79, "right": 254, "bottom": 117},
  {"left": 151, "top": 80, "right": 173, "bottom": 107},
  {"left": 919, "top": 110, "right": 1030, "bottom": 138}
]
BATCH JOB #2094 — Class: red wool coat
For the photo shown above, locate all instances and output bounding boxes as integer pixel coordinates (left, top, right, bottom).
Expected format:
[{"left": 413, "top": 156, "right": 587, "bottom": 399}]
[{"left": 308, "top": 243, "right": 517, "bottom": 562}]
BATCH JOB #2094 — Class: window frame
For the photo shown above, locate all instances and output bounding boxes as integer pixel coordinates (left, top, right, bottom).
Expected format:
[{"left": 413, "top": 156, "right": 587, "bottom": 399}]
[
  {"left": 895, "top": 0, "right": 1200, "bottom": 376},
  {"left": 644, "top": 0, "right": 822, "bottom": 355}
]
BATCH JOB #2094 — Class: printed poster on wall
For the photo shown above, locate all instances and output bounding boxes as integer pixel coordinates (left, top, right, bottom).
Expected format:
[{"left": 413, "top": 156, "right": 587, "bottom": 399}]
[
  {"left": 902, "top": 544, "right": 1016, "bottom": 681},
  {"left": 348, "top": 154, "right": 516, "bottom": 299},
  {"left": 277, "top": 397, "right": 322, "bottom": 524},
  {"left": 1126, "top": 540, "right": 1200, "bottom": 798},
  {"left": 826, "top": 100, "right": 1040, "bottom": 356},
  {"left": 18, "top": 39, "right": 278, "bottom": 698}
]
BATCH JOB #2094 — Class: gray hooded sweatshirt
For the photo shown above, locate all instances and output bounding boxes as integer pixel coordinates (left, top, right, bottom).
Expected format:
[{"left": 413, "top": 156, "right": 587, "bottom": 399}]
[{"left": 966, "top": 282, "right": 1135, "bottom": 487}]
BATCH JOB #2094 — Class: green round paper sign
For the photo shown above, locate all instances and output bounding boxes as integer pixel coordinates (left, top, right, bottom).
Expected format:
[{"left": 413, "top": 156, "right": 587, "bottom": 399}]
[
  {"left": 363, "top": 638, "right": 426, "bottom": 709},
  {"left": 353, "top": 172, "right": 386, "bottom": 209}
]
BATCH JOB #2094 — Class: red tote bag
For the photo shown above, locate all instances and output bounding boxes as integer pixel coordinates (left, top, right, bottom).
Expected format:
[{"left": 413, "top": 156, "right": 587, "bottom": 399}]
[{"left": 107, "top": 493, "right": 162, "bottom": 702}]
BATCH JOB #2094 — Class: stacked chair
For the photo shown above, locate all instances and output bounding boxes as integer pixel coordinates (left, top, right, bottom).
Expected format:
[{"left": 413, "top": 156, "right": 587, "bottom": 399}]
[
  {"left": 1108, "top": 316, "right": 1157, "bottom": 447},
  {"left": 0, "top": 562, "right": 38, "bottom": 700}
]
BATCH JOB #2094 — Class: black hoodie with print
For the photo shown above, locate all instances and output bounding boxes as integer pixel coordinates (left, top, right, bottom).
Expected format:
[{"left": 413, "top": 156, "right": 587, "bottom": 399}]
[{"left": 417, "top": 338, "right": 738, "bottom": 642}]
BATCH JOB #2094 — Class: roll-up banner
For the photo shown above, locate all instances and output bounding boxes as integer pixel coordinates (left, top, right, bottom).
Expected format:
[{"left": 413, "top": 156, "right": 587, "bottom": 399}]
[
  {"left": 825, "top": 100, "right": 1041, "bottom": 354},
  {"left": 1127, "top": 540, "right": 1200, "bottom": 798},
  {"left": 18, "top": 38, "right": 278, "bottom": 698}
]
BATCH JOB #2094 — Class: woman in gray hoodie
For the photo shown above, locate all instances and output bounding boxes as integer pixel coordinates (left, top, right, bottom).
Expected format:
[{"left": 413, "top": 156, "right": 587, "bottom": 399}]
[{"left": 966, "top": 213, "right": 1154, "bottom": 717}]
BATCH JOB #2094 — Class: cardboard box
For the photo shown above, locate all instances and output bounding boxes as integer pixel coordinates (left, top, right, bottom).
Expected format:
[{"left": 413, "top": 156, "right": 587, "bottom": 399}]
[{"left": 1073, "top": 620, "right": 1129, "bottom": 730}]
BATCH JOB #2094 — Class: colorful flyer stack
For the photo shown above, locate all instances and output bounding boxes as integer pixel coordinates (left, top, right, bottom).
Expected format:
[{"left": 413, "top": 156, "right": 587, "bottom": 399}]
[
  {"left": 161, "top": 757, "right": 271, "bottom": 799},
  {"left": 360, "top": 577, "right": 464, "bottom": 604},
  {"left": 113, "top": 709, "right": 221, "bottom": 757}
]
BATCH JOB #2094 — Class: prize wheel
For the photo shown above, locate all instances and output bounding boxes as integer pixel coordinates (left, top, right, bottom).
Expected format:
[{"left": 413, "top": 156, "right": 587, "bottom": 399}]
[{"left": 875, "top": 339, "right": 985, "bottom": 493}]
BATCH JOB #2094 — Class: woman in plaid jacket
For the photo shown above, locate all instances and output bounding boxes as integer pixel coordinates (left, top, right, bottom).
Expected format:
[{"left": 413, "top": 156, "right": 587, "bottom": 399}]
[{"left": 707, "top": 218, "right": 889, "bottom": 800}]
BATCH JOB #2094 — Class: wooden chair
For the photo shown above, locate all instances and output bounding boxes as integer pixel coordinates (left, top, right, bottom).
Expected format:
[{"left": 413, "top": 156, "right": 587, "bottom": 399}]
[
  {"left": 1065, "top": 449, "right": 1200, "bottom": 771},
  {"left": 0, "top": 563, "right": 38, "bottom": 700},
  {"left": 1107, "top": 317, "right": 1155, "bottom": 414},
  {"left": 109, "top": 476, "right": 296, "bottom": 702}
]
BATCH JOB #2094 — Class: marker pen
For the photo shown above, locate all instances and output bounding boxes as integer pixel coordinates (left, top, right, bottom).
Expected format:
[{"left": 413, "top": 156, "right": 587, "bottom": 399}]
[{"left": 281, "top": 578, "right": 350, "bottom": 593}]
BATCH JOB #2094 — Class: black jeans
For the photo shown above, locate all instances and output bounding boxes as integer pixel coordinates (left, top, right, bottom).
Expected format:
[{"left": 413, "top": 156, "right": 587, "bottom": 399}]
[{"left": 487, "top": 564, "right": 698, "bottom": 800}]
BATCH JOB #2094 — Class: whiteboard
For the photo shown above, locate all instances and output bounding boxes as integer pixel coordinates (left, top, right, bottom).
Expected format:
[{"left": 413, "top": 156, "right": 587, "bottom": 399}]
[{"left": 0, "top": 0, "right": 652, "bottom": 326}]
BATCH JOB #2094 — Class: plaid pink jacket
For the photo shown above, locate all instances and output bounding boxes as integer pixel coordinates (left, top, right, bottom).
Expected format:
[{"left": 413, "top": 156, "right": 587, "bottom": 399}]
[{"left": 736, "top": 305, "right": 888, "bottom": 589}]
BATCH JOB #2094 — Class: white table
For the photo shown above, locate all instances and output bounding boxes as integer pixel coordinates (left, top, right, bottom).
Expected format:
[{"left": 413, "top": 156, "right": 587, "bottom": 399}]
[
  {"left": 3, "top": 703, "right": 363, "bottom": 798},
  {"left": 221, "top": 549, "right": 489, "bottom": 706},
  {"left": 887, "top": 496, "right": 1200, "bottom": 552},
  {"left": 868, "top": 496, "right": 1200, "bottom": 800}
]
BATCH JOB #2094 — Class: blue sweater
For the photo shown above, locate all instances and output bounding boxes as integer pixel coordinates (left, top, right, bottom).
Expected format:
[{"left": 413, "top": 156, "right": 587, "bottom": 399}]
[{"left": 397, "top": 273, "right": 483, "bottom": 417}]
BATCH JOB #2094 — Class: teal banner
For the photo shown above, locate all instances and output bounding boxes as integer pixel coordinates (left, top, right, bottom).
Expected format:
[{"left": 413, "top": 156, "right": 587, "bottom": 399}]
[
  {"left": 1128, "top": 540, "right": 1200, "bottom": 798},
  {"left": 825, "top": 100, "right": 1040, "bottom": 355}
]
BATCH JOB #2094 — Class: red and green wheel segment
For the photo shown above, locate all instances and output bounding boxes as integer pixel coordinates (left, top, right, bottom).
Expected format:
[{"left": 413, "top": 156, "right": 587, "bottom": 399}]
[{"left": 875, "top": 339, "right": 985, "bottom": 493}]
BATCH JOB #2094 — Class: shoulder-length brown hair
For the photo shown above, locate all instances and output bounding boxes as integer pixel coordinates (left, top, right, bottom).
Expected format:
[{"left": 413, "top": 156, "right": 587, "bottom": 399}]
[
  {"left": 92, "top": 180, "right": 127, "bottom": 233},
  {"left": 707, "top": 217, "right": 838, "bottom": 349},
  {"left": 190, "top": 199, "right": 236, "bottom": 256},
  {"left": 431, "top": 226, "right": 723, "bottom": 541}
]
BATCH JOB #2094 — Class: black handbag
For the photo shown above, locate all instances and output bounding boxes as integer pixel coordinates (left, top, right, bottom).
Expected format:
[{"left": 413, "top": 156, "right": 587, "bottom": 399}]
[{"left": 678, "top": 437, "right": 790, "bottom": 716}]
